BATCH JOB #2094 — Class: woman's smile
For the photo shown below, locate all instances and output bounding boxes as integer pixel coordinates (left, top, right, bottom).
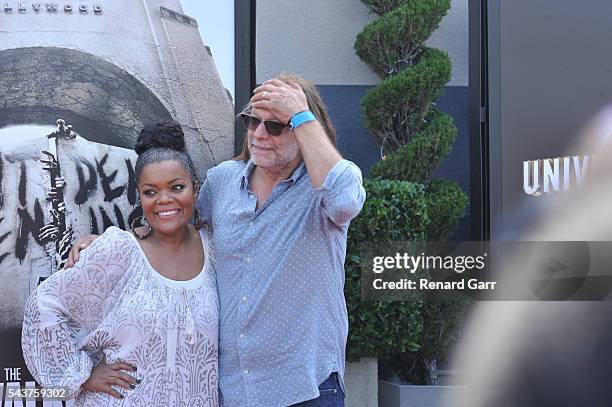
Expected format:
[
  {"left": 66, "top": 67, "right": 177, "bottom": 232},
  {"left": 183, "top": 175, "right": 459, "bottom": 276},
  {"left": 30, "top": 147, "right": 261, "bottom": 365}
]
[{"left": 155, "top": 208, "right": 181, "bottom": 219}]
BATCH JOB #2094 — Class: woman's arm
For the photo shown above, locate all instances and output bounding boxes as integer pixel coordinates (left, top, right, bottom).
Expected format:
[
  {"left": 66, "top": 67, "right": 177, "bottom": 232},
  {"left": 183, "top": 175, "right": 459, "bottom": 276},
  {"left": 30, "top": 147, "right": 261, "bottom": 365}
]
[{"left": 22, "top": 227, "right": 134, "bottom": 398}]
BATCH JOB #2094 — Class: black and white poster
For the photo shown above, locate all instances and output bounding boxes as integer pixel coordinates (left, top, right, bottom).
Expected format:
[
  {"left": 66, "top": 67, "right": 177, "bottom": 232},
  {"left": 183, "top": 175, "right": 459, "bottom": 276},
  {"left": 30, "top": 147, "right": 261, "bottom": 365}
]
[{"left": 0, "top": 1, "right": 235, "bottom": 404}]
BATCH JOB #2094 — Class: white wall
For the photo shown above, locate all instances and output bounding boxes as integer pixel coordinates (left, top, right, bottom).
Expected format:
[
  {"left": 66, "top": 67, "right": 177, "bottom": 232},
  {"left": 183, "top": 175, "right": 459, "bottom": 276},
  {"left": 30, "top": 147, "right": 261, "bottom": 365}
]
[{"left": 257, "top": 0, "right": 468, "bottom": 86}]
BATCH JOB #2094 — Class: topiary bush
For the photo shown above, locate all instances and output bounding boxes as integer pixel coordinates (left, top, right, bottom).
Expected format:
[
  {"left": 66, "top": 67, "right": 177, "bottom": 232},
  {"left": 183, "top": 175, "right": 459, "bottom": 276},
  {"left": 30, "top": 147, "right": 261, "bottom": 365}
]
[
  {"left": 361, "top": 48, "right": 451, "bottom": 150},
  {"left": 425, "top": 179, "right": 469, "bottom": 241},
  {"left": 369, "top": 109, "right": 457, "bottom": 184},
  {"left": 355, "top": 0, "right": 452, "bottom": 78},
  {"left": 345, "top": 0, "right": 469, "bottom": 385},
  {"left": 346, "top": 180, "right": 428, "bottom": 361}
]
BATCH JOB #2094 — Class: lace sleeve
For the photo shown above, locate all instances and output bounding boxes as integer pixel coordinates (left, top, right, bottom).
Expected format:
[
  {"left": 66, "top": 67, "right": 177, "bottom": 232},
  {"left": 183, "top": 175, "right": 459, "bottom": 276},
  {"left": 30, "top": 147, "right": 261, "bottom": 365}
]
[{"left": 21, "top": 227, "right": 133, "bottom": 398}]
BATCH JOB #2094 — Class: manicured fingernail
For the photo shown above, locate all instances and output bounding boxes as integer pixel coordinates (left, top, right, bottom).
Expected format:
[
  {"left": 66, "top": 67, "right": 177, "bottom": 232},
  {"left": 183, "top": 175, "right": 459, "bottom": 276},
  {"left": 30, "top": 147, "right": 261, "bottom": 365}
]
[
  {"left": 131, "top": 365, "right": 137, "bottom": 371},
  {"left": 135, "top": 379, "right": 141, "bottom": 384},
  {"left": 130, "top": 384, "right": 136, "bottom": 389},
  {"left": 119, "top": 394, "right": 124, "bottom": 399}
]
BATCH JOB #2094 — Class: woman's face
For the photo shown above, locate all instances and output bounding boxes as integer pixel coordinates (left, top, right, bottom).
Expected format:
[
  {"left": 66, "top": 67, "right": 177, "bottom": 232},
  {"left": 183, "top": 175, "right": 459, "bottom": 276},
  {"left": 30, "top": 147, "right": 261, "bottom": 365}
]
[{"left": 138, "top": 160, "right": 196, "bottom": 236}]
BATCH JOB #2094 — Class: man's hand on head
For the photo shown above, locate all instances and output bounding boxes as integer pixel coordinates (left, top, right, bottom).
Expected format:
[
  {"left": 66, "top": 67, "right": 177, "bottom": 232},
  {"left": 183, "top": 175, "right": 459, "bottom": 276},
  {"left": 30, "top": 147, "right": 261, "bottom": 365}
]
[
  {"left": 251, "top": 79, "right": 309, "bottom": 123},
  {"left": 250, "top": 74, "right": 342, "bottom": 188}
]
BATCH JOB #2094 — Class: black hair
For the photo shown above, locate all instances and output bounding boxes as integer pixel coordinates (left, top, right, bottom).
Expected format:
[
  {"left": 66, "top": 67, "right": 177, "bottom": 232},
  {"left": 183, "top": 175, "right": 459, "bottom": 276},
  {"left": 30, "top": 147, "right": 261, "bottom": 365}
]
[{"left": 134, "top": 121, "right": 198, "bottom": 186}]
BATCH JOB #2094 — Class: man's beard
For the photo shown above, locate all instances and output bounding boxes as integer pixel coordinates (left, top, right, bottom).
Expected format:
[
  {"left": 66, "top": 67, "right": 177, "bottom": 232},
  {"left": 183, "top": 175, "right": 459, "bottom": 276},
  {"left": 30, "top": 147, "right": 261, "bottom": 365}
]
[{"left": 251, "top": 143, "right": 299, "bottom": 169}]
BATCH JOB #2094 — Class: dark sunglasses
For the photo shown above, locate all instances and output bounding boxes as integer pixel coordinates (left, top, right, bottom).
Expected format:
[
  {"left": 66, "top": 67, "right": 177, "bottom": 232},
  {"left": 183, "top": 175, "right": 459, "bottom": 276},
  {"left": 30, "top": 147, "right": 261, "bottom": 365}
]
[{"left": 240, "top": 113, "right": 288, "bottom": 136}]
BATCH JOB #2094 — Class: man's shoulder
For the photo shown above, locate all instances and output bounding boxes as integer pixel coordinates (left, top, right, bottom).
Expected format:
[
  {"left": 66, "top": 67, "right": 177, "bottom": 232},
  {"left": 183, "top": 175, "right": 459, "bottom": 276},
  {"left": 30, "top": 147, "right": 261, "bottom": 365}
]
[{"left": 206, "top": 159, "right": 246, "bottom": 182}]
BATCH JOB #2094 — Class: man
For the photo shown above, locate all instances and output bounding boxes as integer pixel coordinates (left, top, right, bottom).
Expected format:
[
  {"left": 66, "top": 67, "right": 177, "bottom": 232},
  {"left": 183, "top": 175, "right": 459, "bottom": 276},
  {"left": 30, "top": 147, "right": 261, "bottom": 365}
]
[{"left": 67, "top": 74, "right": 365, "bottom": 406}]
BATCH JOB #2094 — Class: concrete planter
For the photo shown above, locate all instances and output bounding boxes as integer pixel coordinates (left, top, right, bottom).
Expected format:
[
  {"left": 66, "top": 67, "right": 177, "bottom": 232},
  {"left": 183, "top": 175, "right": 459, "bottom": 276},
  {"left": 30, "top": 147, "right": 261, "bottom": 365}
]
[
  {"left": 378, "top": 380, "right": 465, "bottom": 407},
  {"left": 344, "top": 357, "right": 378, "bottom": 407}
]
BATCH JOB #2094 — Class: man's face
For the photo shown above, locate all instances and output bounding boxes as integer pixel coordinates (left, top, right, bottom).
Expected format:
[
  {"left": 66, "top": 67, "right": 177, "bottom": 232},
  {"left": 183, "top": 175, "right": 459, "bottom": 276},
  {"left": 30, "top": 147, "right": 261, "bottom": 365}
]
[{"left": 248, "top": 107, "right": 301, "bottom": 170}]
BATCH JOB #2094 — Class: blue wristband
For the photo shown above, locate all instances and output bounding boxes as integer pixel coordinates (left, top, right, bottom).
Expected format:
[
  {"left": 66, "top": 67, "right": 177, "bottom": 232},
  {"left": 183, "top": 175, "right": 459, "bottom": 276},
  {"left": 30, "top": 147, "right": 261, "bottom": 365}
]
[{"left": 289, "top": 111, "right": 316, "bottom": 130}]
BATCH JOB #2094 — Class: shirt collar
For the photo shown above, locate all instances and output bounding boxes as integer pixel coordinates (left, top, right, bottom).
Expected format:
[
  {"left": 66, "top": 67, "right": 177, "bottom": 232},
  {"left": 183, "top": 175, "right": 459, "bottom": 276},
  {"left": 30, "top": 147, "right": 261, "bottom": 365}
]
[
  {"left": 240, "top": 159, "right": 256, "bottom": 190},
  {"left": 240, "top": 159, "right": 306, "bottom": 190}
]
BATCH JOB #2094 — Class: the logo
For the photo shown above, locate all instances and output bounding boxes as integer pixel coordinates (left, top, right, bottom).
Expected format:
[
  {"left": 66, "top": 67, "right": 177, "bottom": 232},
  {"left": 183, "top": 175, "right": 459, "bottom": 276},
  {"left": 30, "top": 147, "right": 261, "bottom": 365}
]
[
  {"left": 523, "top": 155, "right": 590, "bottom": 196},
  {"left": 2, "top": 3, "right": 102, "bottom": 13}
]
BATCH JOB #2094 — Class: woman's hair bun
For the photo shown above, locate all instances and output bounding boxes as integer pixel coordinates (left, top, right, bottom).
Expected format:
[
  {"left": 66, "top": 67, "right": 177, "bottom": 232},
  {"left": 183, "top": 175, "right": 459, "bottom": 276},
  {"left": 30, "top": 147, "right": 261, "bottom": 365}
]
[{"left": 135, "top": 121, "right": 186, "bottom": 155}]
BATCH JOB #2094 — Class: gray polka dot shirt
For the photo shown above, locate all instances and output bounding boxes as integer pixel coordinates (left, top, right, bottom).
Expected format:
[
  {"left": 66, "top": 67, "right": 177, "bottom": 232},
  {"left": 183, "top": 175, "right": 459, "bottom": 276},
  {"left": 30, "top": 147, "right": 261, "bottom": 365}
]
[{"left": 198, "top": 158, "right": 365, "bottom": 406}]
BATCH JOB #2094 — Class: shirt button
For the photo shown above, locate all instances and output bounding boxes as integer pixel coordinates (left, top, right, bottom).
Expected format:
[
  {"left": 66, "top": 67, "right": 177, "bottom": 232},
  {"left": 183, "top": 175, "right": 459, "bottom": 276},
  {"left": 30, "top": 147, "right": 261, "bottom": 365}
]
[
  {"left": 249, "top": 221, "right": 254, "bottom": 227},
  {"left": 242, "top": 296, "right": 248, "bottom": 302},
  {"left": 239, "top": 333, "right": 245, "bottom": 339},
  {"left": 243, "top": 369, "right": 250, "bottom": 375},
  {"left": 246, "top": 257, "right": 251, "bottom": 263}
]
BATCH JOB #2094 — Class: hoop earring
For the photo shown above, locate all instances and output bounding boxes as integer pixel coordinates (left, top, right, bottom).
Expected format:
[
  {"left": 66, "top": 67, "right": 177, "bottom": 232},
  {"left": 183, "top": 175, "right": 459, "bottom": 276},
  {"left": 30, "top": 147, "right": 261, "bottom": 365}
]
[
  {"left": 194, "top": 206, "right": 202, "bottom": 230},
  {"left": 130, "top": 216, "right": 152, "bottom": 239}
]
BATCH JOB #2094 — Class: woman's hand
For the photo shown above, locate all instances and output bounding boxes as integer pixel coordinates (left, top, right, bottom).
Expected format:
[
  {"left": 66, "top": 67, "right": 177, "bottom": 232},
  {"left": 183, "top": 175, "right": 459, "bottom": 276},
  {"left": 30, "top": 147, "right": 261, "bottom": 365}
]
[
  {"left": 81, "top": 359, "right": 139, "bottom": 399},
  {"left": 63, "top": 234, "right": 98, "bottom": 269}
]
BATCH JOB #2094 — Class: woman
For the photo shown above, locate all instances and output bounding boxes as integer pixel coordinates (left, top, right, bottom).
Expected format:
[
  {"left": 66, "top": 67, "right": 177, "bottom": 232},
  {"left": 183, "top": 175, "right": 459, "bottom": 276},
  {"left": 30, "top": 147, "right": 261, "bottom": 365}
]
[{"left": 21, "top": 122, "right": 219, "bottom": 406}]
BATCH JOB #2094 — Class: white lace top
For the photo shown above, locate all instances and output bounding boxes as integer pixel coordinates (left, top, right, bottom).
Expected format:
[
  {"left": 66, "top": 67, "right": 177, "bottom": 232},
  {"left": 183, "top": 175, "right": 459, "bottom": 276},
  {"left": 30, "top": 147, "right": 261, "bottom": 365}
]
[{"left": 22, "top": 226, "right": 219, "bottom": 406}]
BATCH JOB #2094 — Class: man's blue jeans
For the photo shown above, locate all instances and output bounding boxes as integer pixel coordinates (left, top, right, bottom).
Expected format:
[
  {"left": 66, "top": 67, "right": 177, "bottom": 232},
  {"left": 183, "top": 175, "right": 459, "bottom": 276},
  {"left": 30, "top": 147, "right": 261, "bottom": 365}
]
[{"left": 290, "top": 372, "right": 345, "bottom": 406}]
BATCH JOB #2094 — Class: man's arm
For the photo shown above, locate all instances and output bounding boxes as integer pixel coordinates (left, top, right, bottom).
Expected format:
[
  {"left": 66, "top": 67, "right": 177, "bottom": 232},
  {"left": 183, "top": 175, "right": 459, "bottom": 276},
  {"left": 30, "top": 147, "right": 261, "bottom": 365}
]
[
  {"left": 64, "top": 234, "right": 98, "bottom": 269},
  {"left": 252, "top": 78, "right": 365, "bottom": 225},
  {"left": 292, "top": 119, "right": 342, "bottom": 188},
  {"left": 313, "top": 160, "right": 366, "bottom": 227}
]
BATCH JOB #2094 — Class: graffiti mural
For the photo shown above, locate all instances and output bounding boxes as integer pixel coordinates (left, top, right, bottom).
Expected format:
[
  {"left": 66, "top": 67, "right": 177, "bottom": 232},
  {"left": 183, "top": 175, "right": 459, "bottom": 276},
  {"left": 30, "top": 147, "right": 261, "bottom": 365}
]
[
  {"left": 0, "top": 120, "right": 140, "bottom": 332},
  {"left": 0, "top": 0, "right": 238, "bottom": 398}
]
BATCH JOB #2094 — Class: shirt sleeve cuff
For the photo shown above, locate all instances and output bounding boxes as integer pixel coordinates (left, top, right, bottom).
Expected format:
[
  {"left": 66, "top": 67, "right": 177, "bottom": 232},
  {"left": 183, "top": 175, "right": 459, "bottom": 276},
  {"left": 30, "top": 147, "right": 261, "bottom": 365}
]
[{"left": 315, "top": 159, "right": 362, "bottom": 194}]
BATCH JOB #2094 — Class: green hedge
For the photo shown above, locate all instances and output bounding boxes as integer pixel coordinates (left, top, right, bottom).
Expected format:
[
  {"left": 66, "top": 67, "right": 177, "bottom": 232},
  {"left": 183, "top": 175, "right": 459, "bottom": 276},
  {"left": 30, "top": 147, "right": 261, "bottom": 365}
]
[
  {"left": 345, "top": 179, "right": 428, "bottom": 360},
  {"left": 351, "top": 0, "right": 469, "bottom": 385},
  {"left": 425, "top": 179, "right": 468, "bottom": 241},
  {"left": 360, "top": 0, "right": 413, "bottom": 16},
  {"left": 355, "top": 0, "right": 451, "bottom": 77},
  {"left": 348, "top": 180, "right": 429, "bottom": 243},
  {"left": 344, "top": 179, "right": 469, "bottom": 378},
  {"left": 361, "top": 48, "right": 451, "bottom": 149},
  {"left": 388, "top": 295, "right": 468, "bottom": 384},
  {"left": 369, "top": 109, "right": 457, "bottom": 184}
]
